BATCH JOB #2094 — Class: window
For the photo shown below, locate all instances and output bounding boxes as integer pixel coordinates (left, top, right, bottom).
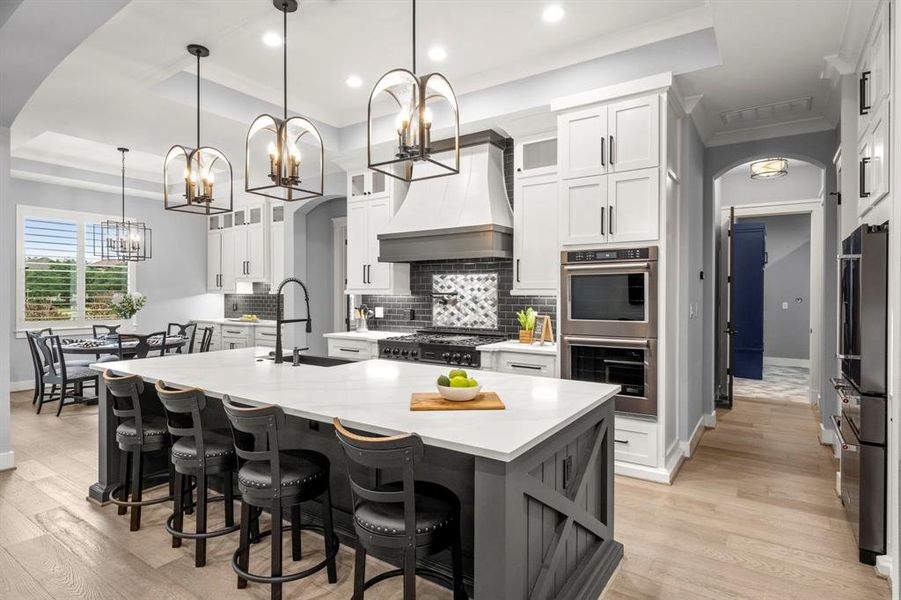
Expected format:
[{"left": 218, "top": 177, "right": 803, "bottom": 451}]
[{"left": 16, "top": 206, "right": 135, "bottom": 331}]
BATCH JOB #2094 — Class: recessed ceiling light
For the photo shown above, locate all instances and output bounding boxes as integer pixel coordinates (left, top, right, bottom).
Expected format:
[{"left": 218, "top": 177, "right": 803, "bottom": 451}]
[
  {"left": 345, "top": 74, "right": 362, "bottom": 88},
  {"left": 542, "top": 4, "right": 565, "bottom": 23},
  {"left": 262, "top": 31, "right": 282, "bottom": 47},
  {"left": 428, "top": 46, "right": 447, "bottom": 61}
]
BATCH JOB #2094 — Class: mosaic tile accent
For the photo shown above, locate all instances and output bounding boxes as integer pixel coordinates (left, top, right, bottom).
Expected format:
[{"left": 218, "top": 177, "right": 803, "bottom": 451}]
[{"left": 432, "top": 273, "right": 498, "bottom": 329}]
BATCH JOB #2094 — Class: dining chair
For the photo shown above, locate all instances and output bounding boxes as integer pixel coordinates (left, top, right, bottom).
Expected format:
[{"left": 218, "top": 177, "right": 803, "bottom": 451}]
[
  {"left": 197, "top": 327, "right": 214, "bottom": 353},
  {"left": 32, "top": 334, "right": 101, "bottom": 416},
  {"left": 167, "top": 322, "right": 197, "bottom": 354},
  {"left": 92, "top": 324, "right": 121, "bottom": 360},
  {"left": 117, "top": 332, "right": 168, "bottom": 360},
  {"left": 26, "top": 327, "right": 53, "bottom": 406}
]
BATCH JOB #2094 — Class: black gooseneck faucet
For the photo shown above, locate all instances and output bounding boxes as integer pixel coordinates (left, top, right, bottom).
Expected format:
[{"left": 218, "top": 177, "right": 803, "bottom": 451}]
[{"left": 274, "top": 277, "right": 312, "bottom": 364}]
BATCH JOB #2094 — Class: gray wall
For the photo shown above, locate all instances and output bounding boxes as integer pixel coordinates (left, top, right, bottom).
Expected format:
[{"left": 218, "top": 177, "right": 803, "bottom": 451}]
[
  {"left": 9, "top": 178, "right": 217, "bottom": 384},
  {"left": 304, "top": 198, "right": 346, "bottom": 356},
  {"left": 737, "top": 214, "right": 811, "bottom": 361},
  {"left": 719, "top": 161, "right": 822, "bottom": 206},
  {"left": 679, "top": 117, "right": 706, "bottom": 438}
]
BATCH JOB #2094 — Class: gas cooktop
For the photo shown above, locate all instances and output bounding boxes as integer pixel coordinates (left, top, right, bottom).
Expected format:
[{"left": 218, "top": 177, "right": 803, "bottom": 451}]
[{"left": 378, "top": 329, "right": 506, "bottom": 367}]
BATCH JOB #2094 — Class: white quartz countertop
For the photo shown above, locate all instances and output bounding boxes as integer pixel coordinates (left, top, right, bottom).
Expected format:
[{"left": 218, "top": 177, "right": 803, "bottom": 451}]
[
  {"left": 476, "top": 340, "right": 558, "bottom": 355},
  {"left": 93, "top": 348, "right": 617, "bottom": 462},
  {"left": 323, "top": 330, "right": 407, "bottom": 341},
  {"left": 194, "top": 318, "right": 277, "bottom": 327}
]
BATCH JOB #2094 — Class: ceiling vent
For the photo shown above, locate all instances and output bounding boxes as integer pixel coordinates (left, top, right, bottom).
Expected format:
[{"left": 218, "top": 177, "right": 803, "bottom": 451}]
[{"left": 720, "top": 97, "right": 814, "bottom": 126}]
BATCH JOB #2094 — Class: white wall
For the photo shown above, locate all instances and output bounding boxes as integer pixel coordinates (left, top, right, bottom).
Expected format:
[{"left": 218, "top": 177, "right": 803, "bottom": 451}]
[{"left": 8, "top": 178, "right": 220, "bottom": 385}]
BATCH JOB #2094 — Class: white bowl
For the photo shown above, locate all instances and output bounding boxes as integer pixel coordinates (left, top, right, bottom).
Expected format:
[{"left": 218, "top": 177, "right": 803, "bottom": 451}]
[{"left": 436, "top": 384, "right": 482, "bottom": 402}]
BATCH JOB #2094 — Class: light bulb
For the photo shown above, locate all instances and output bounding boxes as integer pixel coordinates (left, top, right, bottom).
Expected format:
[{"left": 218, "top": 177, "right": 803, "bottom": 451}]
[
  {"left": 288, "top": 144, "right": 301, "bottom": 164},
  {"left": 395, "top": 109, "right": 410, "bottom": 135},
  {"left": 423, "top": 106, "right": 433, "bottom": 128},
  {"left": 267, "top": 141, "right": 279, "bottom": 160},
  {"left": 203, "top": 171, "right": 214, "bottom": 184}
]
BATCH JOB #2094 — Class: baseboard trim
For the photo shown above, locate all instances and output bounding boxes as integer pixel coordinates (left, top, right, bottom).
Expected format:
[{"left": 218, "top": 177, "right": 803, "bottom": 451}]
[
  {"left": 679, "top": 415, "right": 706, "bottom": 458},
  {"left": 615, "top": 460, "right": 675, "bottom": 484},
  {"left": 10, "top": 380, "right": 33, "bottom": 392},
  {"left": 763, "top": 356, "right": 810, "bottom": 368},
  {"left": 819, "top": 422, "right": 835, "bottom": 446},
  {"left": 0, "top": 450, "right": 16, "bottom": 472},
  {"left": 875, "top": 554, "right": 892, "bottom": 581},
  {"left": 703, "top": 411, "right": 717, "bottom": 428}
]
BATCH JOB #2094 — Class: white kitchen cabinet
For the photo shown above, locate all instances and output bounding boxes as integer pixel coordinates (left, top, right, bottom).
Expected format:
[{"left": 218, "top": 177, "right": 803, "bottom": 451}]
[
  {"left": 233, "top": 203, "right": 267, "bottom": 281},
  {"left": 614, "top": 416, "right": 658, "bottom": 467},
  {"left": 858, "top": 0, "right": 889, "bottom": 137},
  {"left": 559, "top": 168, "right": 658, "bottom": 245},
  {"left": 253, "top": 325, "right": 278, "bottom": 349},
  {"left": 221, "top": 324, "right": 251, "bottom": 350},
  {"left": 560, "top": 175, "right": 607, "bottom": 245},
  {"left": 207, "top": 202, "right": 270, "bottom": 292},
  {"left": 558, "top": 94, "right": 659, "bottom": 179},
  {"left": 269, "top": 204, "right": 285, "bottom": 290},
  {"left": 326, "top": 337, "right": 376, "bottom": 361},
  {"left": 494, "top": 352, "right": 557, "bottom": 377},
  {"left": 608, "top": 168, "right": 660, "bottom": 243},
  {"left": 193, "top": 321, "right": 222, "bottom": 352},
  {"left": 206, "top": 231, "right": 221, "bottom": 291},
  {"left": 608, "top": 96, "right": 659, "bottom": 173},
  {"left": 207, "top": 213, "right": 236, "bottom": 292},
  {"left": 348, "top": 170, "right": 389, "bottom": 200},
  {"left": 858, "top": 100, "right": 889, "bottom": 214},
  {"left": 514, "top": 133, "right": 557, "bottom": 179},
  {"left": 345, "top": 177, "right": 410, "bottom": 295},
  {"left": 513, "top": 174, "right": 559, "bottom": 294}
]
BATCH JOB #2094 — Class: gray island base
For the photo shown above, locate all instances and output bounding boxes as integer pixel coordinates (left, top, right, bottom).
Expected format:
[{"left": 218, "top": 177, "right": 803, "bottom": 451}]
[{"left": 88, "top": 348, "right": 623, "bottom": 599}]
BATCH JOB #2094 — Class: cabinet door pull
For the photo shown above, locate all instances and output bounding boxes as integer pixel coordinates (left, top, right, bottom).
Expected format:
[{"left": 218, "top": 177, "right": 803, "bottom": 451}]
[
  {"left": 860, "top": 157, "right": 871, "bottom": 198},
  {"left": 600, "top": 136, "right": 606, "bottom": 167},
  {"left": 609, "top": 135, "right": 615, "bottom": 165},
  {"left": 509, "top": 362, "right": 543, "bottom": 371},
  {"left": 600, "top": 206, "right": 605, "bottom": 235},
  {"left": 516, "top": 259, "right": 521, "bottom": 283},
  {"left": 338, "top": 347, "right": 361, "bottom": 353},
  {"left": 860, "top": 70, "right": 871, "bottom": 115},
  {"left": 609, "top": 206, "right": 614, "bottom": 235},
  {"left": 614, "top": 438, "right": 630, "bottom": 445},
  {"left": 362, "top": 264, "right": 367, "bottom": 284}
]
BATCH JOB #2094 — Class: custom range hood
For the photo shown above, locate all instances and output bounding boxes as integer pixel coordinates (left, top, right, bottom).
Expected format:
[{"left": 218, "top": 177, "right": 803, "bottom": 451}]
[{"left": 378, "top": 130, "right": 513, "bottom": 262}]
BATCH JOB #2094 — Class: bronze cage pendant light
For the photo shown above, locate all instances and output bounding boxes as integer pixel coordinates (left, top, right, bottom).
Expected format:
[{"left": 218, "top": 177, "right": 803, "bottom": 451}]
[
  {"left": 367, "top": 0, "right": 459, "bottom": 182},
  {"left": 245, "top": 0, "right": 324, "bottom": 202},
  {"left": 163, "top": 44, "right": 233, "bottom": 215},
  {"left": 95, "top": 147, "right": 152, "bottom": 262}
]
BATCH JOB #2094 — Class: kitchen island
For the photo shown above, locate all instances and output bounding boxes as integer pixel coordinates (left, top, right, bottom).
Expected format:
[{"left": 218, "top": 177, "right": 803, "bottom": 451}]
[{"left": 89, "top": 348, "right": 622, "bottom": 599}]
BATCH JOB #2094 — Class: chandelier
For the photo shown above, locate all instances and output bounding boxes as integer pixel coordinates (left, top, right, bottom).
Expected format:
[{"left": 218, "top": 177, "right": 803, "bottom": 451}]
[
  {"left": 245, "top": 0, "right": 324, "bottom": 202},
  {"left": 95, "top": 147, "right": 152, "bottom": 262},
  {"left": 367, "top": 0, "right": 459, "bottom": 182},
  {"left": 163, "top": 44, "right": 233, "bottom": 214},
  {"left": 750, "top": 158, "right": 788, "bottom": 179}
]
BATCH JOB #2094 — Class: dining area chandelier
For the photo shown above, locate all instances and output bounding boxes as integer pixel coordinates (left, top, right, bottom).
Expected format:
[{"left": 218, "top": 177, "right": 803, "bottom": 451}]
[{"left": 95, "top": 147, "right": 152, "bottom": 262}]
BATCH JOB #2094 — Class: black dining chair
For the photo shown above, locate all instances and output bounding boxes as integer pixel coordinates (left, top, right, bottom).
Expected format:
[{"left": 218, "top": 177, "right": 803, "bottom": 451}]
[
  {"left": 26, "top": 328, "right": 53, "bottom": 406},
  {"left": 103, "top": 371, "right": 175, "bottom": 531},
  {"left": 334, "top": 418, "right": 466, "bottom": 600},
  {"left": 222, "top": 397, "right": 339, "bottom": 600},
  {"left": 156, "top": 381, "right": 240, "bottom": 567},
  {"left": 32, "top": 334, "right": 100, "bottom": 416},
  {"left": 197, "top": 327, "right": 214, "bottom": 353},
  {"left": 116, "top": 332, "right": 168, "bottom": 359},
  {"left": 92, "top": 324, "right": 121, "bottom": 360},
  {"left": 167, "top": 322, "right": 197, "bottom": 354}
]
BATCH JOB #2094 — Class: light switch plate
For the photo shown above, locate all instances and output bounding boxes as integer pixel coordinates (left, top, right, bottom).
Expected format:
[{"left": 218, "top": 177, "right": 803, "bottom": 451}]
[
  {"left": 782, "top": 302, "right": 789, "bottom": 310},
  {"left": 374, "top": 306, "right": 384, "bottom": 318}
]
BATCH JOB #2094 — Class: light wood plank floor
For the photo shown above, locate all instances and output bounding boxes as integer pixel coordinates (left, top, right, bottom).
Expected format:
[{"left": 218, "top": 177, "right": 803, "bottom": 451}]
[{"left": 0, "top": 390, "right": 890, "bottom": 599}]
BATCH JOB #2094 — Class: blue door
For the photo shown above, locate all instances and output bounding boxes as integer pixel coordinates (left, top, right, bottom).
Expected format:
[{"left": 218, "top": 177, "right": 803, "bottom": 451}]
[{"left": 732, "top": 222, "right": 766, "bottom": 380}]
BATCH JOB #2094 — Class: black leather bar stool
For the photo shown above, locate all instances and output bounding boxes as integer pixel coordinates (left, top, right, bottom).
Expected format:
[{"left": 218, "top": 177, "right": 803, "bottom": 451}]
[
  {"left": 156, "top": 381, "right": 240, "bottom": 567},
  {"left": 103, "top": 371, "right": 173, "bottom": 531},
  {"left": 222, "top": 396, "right": 339, "bottom": 600},
  {"left": 333, "top": 418, "right": 467, "bottom": 600}
]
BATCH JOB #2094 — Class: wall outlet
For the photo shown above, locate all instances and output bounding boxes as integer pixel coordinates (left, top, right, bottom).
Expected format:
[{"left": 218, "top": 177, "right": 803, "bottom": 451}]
[
  {"left": 374, "top": 306, "right": 384, "bottom": 318},
  {"left": 782, "top": 302, "right": 789, "bottom": 310}
]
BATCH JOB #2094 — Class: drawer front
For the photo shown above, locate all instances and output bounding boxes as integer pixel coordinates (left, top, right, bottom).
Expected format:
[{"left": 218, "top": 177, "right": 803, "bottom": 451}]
[
  {"left": 254, "top": 327, "right": 278, "bottom": 348},
  {"left": 327, "top": 338, "right": 372, "bottom": 360},
  {"left": 495, "top": 353, "right": 557, "bottom": 377},
  {"left": 221, "top": 326, "right": 250, "bottom": 341},
  {"left": 613, "top": 420, "right": 657, "bottom": 467}
]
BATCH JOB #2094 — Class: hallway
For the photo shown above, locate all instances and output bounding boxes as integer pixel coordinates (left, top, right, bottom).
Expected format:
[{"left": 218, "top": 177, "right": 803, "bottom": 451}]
[
  {"left": 734, "top": 365, "right": 811, "bottom": 404},
  {"left": 606, "top": 396, "right": 889, "bottom": 599}
]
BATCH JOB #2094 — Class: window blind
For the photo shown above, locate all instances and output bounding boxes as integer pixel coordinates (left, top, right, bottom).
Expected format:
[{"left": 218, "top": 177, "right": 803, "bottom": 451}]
[{"left": 23, "top": 216, "right": 78, "bottom": 322}]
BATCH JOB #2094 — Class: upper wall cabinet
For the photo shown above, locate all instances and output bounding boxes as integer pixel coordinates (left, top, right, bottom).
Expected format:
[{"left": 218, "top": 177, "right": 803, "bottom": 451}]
[
  {"left": 558, "top": 94, "right": 659, "bottom": 180},
  {"left": 858, "top": 100, "right": 889, "bottom": 214},
  {"left": 233, "top": 203, "right": 267, "bottom": 282},
  {"left": 514, "top": 134, "right": 558, "bottom": 179},
  {"left": 513, "top": 173, "right": 559, "bottom": 294},
  {"left": 206, "top": 201, "right": 270, "bottom": 293},
  {"left": 269, "top": 204, "right": 285, "bottom": 291},
  {"left": 858, "top": 0, "right": 889, "bottom": 138},
  {"left": 349, "top": 171, "right": 389, "bottom": 200}
]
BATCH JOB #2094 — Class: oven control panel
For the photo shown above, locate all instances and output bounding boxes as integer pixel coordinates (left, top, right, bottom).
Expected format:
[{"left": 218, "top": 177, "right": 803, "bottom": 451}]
[{"left": 565, "top": 247, "right": 652, "bottom": 262}]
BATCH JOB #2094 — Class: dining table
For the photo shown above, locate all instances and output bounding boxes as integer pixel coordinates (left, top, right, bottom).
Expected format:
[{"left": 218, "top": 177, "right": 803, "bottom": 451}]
[{"left": 60, "top": 334, "right": 188, "bottom": 357}]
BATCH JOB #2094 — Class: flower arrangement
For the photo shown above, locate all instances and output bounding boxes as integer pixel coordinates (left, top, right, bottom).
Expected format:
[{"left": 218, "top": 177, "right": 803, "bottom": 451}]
[
  {"left": 516, "top": 307, "right": 537, "bottom": 343},
  {"left": 108, "top": 292, "right": 146, "bottom": 320}
]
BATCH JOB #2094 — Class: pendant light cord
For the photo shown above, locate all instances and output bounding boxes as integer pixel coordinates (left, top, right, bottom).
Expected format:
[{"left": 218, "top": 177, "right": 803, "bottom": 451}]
[
  {"left": 412, "top": 0, "right": 416, "bottom": 74},
  {"left": 196, "top": 52, "right": 201, "bottom": 149},
  {"left": 120, "top": 149, "right": 126, "bottom": 223},
  {"left": 283, "top": 3, "right": 288, "bottom": 121}
]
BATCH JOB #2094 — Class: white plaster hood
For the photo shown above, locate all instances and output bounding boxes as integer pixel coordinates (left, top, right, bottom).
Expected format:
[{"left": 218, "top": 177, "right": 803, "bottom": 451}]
[{"left": 377, "top": 131, "right": 513, "bottom": 262}]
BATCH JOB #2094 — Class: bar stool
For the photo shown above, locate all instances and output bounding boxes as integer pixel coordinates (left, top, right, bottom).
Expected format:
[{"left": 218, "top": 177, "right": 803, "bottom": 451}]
[
  {"left": 103, "top": 370, "right": 174, "bottom": 531},
  {"left": 156, "top": 381, "right": 240, "bottom": 567},
  {"left": 222, "top": 396, "right": 339, "bottom": 600},
  {"left": 333, "top": 418, "right": 467, "bottom": 600}
]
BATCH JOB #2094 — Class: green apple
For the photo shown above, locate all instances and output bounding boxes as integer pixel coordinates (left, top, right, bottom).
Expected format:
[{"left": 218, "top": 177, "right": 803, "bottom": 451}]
[
  {"left": 437, "top": 375, "right": 451, "bottom": 387},
  {"left": 449, "top": 376, "right": 469, "bottom": 388},
  {"left": 466, "top": 378, "right": 479, "bottom": 388},
  {"left": 449, "top": 369, "right": 468, "bottom": 379}
]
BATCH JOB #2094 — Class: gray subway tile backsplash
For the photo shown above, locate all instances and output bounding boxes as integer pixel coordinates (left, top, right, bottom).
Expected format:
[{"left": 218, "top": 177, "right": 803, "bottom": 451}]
[{"left": 223, "top": 293, "right": 282, "bottom": 321}]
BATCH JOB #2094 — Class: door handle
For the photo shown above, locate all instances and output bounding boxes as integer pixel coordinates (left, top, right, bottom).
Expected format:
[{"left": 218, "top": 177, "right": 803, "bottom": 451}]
[
  {"left": 366, "top": 264, "right": 371, "bottom": 284},
  {"left": 609, "top": 135, "right": 615, "bottom": 165},
  {"left": 363, "top": 264, "right": 367, "bottom": 284},
  {"left": 859, "top": 70, "right": 871, "bottom": 115},
  {"left": 600, "top": 136, "right": 606, "bottom": 167},
  {"left": 860, "top": 157, "right": 871, "bottom": 197},
  {"left": 609, "top": 206, "right": 614, "bottom": 235},
  {"left": 600, "top": 206, "right": 605, "bottom": 235}
]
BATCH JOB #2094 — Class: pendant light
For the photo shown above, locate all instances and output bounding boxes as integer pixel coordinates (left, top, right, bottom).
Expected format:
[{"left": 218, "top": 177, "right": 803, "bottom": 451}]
[
  {"left": 245, "top": 0, "right": 324, "bottom": 202},
  {"left": 367, "top": 0, "right": 459, "bottom": 182},
  {"left": 163, "top": 44, "right": 233, "bottom": 214},
  {"left": 750, "top": 157, "right": 788, "bottom": 179},
  {"left": 95, "top": 147, "right": 152, "bottom": 262}
]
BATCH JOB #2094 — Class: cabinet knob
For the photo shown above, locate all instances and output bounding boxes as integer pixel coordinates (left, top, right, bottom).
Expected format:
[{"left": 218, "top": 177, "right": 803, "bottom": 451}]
[{"left": 516, "top": 168, "right": 522, "bottom": 172}]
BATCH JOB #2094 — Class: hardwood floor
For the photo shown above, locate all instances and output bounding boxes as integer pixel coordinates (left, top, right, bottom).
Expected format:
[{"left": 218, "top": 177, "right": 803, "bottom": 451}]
[{"left": 0, "top": 389, "right": 890, "bottom": 599}]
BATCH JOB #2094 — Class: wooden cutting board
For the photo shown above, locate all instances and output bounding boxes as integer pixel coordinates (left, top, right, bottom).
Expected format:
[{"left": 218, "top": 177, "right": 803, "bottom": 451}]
[{"left": 410, "top": 392, "right": 506, "bottom": 411}]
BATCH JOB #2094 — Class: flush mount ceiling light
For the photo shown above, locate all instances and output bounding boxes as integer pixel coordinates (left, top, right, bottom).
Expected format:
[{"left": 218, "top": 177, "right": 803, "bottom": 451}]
[
  {"left": 542, "top": 4, "right": 565, "bottom": 23},
  {"left": 163, "top": 44, "right": 233, "bottom": 215},
  {"left": 367, "top": 0, "right": 459, "bottom": 182},
  {"left": 245, "top": 0, "right": 324, "bottom": 202},
  {"left": 749, "top": 157, "right": 788, "bottom": 179},
  {"left": 96, "top": 147, "right": 152, "bottom": 262}
]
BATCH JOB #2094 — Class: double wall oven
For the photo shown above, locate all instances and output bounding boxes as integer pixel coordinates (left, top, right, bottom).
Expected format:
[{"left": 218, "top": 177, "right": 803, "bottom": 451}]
[
  {"left": 560, "top": 247, "right": 658, "bottom": 416},
  {"left": 835, "top": 223, "right": 887, "bottom": 565}
]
